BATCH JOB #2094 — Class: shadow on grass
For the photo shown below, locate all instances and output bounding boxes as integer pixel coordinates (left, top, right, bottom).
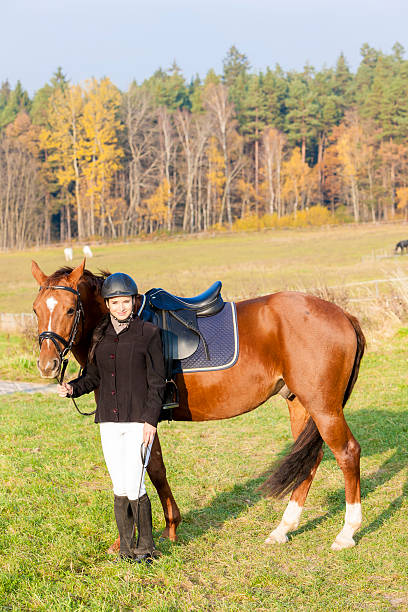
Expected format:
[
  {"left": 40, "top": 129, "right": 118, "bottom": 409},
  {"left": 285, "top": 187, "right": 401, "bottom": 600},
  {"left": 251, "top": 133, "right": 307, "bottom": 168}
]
[
  {"left": 168, "top": 408, "right": 408, "bottom": 547},
  {"left": 163, "top": 475, "right": 266, "bottom": 546}
]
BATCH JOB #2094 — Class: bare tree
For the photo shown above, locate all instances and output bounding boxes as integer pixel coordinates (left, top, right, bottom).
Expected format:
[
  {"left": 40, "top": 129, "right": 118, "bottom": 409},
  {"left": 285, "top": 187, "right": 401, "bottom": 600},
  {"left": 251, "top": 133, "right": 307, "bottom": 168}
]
[
  {"left": 174, "top": 109, "right": 210, "bottom": 232},
  {"left": 261, "top": 127, "right": 286, "bottom": 216},
  {"left": 203, "top": 83, "right": 243, "bottom": 226},
  {"left": 122, "top": 85, "right": 158, "bottom": 235},
  {"left": 0, "top": 132, "right": 42, "bottom": 248}
]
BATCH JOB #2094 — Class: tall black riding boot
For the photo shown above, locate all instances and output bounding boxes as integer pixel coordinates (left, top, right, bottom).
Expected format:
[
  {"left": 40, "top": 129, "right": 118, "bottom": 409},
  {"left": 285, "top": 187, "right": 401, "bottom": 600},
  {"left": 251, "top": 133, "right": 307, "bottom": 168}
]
[
  {"left": 113, "top": 495, "right": 135, "bottom": 559},
  {"left": 130, "top": 493, "right": 157, "bottom": 562}
]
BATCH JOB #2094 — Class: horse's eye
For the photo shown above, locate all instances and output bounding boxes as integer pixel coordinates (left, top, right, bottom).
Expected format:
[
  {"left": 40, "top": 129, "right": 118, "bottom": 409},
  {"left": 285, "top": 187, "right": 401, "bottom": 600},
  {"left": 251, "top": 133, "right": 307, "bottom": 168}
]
[{"left": 67, "top": 308, "right": 75, "bottom": 316}]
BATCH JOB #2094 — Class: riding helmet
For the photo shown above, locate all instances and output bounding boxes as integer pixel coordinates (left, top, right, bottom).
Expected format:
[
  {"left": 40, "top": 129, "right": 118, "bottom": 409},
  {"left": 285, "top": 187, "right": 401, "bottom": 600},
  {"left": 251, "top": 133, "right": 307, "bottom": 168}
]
[{"left": 101, "top": 273, "right": 138, "bottom": 299}]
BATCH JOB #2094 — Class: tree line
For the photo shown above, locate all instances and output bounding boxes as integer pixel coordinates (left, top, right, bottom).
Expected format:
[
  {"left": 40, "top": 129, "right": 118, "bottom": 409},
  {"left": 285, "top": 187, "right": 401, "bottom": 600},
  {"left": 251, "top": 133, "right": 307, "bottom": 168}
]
[{"left": 1, "top": 43, "right": 408, "bottom": 248}]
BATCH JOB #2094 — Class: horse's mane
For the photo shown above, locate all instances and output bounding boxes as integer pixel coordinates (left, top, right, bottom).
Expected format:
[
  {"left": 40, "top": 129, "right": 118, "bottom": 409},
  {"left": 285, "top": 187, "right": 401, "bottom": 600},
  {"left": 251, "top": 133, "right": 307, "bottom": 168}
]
[{"left": 47, "top": 267, "right": 110, "bottom": 295}]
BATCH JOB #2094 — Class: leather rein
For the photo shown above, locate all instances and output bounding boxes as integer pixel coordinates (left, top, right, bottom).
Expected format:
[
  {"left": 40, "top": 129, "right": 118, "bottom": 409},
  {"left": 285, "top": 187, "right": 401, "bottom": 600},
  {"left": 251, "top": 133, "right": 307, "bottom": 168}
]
[{"left": 38, "top": 285, "right": 96, "bottom": 416}]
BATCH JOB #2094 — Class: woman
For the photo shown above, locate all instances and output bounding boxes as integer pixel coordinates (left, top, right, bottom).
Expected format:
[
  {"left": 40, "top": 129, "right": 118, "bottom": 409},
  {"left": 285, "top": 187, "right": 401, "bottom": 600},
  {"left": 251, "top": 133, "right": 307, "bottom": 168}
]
[{"left": 57, "top": 272, "right": 165, "bottom": 563}]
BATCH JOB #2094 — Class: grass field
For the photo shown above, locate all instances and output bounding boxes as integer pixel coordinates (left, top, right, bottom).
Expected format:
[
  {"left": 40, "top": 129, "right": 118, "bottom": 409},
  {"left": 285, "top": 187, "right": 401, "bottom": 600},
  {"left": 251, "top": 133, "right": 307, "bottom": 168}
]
[
  {"left": 0, "top": 330, "right": 407, "bottom": 610},
  {"left": 1, "top": 223, "right": 408, "bottom": 313},
  {"left": 1, "top": 224, "right": 408, "bottom": 610}
]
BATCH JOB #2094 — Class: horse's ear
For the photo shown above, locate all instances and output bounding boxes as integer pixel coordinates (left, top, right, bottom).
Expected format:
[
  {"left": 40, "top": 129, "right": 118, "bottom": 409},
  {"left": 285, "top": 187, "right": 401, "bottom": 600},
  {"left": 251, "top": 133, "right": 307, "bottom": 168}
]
[
  {"left": 69, "top": 258, "right": 86, "bottom": 287},
  {"left": 31, "top": 260, "right": 48, "bottom": 286}
]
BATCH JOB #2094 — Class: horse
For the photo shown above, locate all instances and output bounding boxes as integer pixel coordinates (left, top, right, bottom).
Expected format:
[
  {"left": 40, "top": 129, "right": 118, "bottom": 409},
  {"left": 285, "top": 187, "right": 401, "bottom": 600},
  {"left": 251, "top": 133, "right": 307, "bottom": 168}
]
[
  {"left": 32, "top": 259, "right": 365, "bottom": 552},
  {"left": 63, "top": 247, "right": 73, "bottom": 262},
  {"left": 395, "top": 240, "right": 408, "bottom": 254}
]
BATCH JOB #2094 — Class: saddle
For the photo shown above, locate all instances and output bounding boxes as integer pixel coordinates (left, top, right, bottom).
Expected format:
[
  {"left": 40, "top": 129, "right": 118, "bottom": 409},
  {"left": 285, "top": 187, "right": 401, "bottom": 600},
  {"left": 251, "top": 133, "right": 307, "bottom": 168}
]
[{"left": 140, "top": 282, "right": 224, "bottom": 419}]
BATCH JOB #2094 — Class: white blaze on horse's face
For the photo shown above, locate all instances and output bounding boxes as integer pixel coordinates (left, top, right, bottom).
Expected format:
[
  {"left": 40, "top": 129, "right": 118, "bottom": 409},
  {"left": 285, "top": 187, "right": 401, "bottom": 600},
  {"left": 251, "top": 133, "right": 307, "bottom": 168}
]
[
  {"left": 46, "top": 296, "right": 58, "bottom": 348},
  {"left": 46, "top": 297, "right": 58, "bottom": 329}
]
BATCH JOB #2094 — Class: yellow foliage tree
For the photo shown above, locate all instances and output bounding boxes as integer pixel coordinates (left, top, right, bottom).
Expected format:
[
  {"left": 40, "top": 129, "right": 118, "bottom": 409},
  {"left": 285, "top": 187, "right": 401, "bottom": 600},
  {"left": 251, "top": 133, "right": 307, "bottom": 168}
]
[
  {"left": 236, "top": 177, "right": 257, "bottom": 218},
  {"left": 40, "top": 85, "right": 85, "bottom": 237},
  {"left": 336, "top": 119, "right": 365, "bottom": 222},
  {"left": 41, "top": 78, "right": 123, "bottom": 239},
  {"left": 281, "top": 148, "right": 316, "bottom": 215},
  {"left": 80, "top": 77, "right": 123, "bottom": 236},
  {"left": 143, "top": 179, "right": 171, "bottom": 231},
  {"left": 206, "top": 136, "right": 225, "bottom": 224},
  {"left": 396, "top": 187, "right": 408, "bottom": 218}
]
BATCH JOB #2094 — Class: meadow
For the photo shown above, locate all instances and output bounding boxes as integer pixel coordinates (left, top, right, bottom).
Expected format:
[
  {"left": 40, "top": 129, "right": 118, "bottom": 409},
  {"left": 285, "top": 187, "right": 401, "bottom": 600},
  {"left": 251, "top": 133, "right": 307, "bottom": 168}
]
[
  {"left": 1, "top": 223, "right": 408, "bottom": 314},
  {"left": 0, "top": 224, "right": 408, "bottom": 610}
]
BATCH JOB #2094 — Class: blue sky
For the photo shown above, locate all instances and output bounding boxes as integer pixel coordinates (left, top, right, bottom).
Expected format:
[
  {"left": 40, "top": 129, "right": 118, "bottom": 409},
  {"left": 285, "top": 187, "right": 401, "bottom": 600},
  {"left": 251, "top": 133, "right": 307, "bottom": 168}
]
[{"left": 2, "top": 0, "right": 407, "bottom": 94}]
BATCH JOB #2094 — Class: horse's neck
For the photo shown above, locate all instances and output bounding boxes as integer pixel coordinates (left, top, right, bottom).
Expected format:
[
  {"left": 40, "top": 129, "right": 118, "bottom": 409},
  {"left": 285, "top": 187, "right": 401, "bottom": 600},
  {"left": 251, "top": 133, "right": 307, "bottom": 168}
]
[
  {"left": 73, "top": 283, "right": 107, "bottom": 367},
  {"left": 72, "top": 342, "right": 90, "bottom": 368}
]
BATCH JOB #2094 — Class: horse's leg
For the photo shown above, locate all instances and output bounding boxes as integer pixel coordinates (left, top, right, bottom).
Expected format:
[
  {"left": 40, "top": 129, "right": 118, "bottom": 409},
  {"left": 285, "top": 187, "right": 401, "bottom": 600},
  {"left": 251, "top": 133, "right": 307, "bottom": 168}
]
[
  {"left": 266, "top": 397, "right": 324, "bottom": 544},
  {"left": 305, "top": 404, "right": 361, "bottom": 550},
  {"left": 146, "top": 433, "right": 181, "bottom": 541},
  {"left": 317, "top": 414, "right": 361, "bottom": 550}
]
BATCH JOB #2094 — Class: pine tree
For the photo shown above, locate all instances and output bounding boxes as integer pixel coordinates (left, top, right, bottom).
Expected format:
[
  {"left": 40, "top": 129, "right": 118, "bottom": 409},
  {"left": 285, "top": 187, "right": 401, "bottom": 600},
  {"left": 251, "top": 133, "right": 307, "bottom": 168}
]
[
  {"left": 144, "top": 62, "right": 190, "bottom": 111},
  {"left": 0, "top": 81, "right": 31, "bottom": 129}
]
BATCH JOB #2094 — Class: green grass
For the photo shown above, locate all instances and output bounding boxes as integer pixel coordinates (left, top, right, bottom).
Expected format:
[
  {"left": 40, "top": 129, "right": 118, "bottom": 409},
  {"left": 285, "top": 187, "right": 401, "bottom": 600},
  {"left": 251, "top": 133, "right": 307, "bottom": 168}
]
[
  {"left": 1, "top": 225, "right": 408, "bottom": 608},
  {"left": 0, "top": 333, "right": 78, "bottom": 382},
  {"left": 2, "top": 223, "right": 408, "bottom": 313},
  {"left": 0, "top": 332, "right": 407, "bottom": 610}
]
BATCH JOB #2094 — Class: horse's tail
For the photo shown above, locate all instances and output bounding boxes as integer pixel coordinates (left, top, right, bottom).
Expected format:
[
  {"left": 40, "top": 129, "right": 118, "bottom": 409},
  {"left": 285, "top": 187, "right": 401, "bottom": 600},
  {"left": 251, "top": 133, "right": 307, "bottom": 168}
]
[
  {"left": 260, "top": 418, "right": 323, "bottom": 498},
  {"left": 342, "top": 311, "right": 366, "bottom": 408},
  {"left": 262, "top": 312, "right": 365, "bottom": 499}
]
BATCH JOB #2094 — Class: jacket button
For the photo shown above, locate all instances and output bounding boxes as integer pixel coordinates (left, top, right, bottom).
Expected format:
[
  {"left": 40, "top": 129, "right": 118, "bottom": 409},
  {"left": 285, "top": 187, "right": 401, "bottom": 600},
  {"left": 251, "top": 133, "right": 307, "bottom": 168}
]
[
  {"left": 111, "top": 390, "right": 115, "bottom": 395},
  {"left": 114, "top": 338, "right": 119, "bottom": 343}
]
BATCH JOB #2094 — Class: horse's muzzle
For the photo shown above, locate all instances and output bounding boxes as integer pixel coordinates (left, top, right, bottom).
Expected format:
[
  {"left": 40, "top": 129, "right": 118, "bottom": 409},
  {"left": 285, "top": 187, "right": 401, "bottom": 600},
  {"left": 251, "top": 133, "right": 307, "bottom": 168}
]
[{"left": 37, "top": 357, "right": 60, "bottom": 379}]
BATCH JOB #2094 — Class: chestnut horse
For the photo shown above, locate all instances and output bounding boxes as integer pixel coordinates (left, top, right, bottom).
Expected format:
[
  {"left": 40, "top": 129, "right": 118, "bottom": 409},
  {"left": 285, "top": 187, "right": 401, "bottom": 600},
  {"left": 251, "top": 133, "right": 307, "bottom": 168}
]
[{"left": 32, "top": 259, "right": 365, "bottom": 551}]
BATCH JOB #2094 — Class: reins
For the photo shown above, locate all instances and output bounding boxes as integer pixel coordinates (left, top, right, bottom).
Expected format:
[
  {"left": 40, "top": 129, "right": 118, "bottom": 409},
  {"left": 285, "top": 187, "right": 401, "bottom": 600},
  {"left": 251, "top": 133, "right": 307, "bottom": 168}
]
[{"left": 38, "top": 285, "right": 96, "bottom": 416}]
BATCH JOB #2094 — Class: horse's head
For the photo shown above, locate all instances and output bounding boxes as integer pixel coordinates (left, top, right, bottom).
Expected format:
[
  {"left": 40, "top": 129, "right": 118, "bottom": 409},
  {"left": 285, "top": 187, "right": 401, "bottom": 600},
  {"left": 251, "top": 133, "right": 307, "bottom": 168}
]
[{"left": 32, "top": 259, "right": 85, "bottom": 378}]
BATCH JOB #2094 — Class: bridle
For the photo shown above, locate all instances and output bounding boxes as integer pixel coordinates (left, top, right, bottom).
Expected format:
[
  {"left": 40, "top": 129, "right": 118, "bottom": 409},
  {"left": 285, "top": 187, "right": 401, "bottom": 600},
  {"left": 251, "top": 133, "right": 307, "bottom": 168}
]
[
  {"left": 38, "top": 286, "right": 84, "bottom": 369},
  {"left": 38, "top": 284, "right": 95, "bottom": 416}
]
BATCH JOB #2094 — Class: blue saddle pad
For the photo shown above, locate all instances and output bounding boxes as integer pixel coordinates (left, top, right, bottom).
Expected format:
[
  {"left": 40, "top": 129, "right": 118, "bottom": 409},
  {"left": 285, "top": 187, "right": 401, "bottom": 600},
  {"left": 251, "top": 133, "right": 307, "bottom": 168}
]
[{"left": 180, "top": 302, "right": 239, "bottom": 373}]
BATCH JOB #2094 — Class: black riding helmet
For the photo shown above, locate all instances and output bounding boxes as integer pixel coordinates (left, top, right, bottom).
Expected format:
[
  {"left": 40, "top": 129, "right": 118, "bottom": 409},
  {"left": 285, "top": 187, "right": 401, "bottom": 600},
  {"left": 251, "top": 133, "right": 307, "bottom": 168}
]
[{"left": 101, "top": 273, "right": 138, "bottom": 300}]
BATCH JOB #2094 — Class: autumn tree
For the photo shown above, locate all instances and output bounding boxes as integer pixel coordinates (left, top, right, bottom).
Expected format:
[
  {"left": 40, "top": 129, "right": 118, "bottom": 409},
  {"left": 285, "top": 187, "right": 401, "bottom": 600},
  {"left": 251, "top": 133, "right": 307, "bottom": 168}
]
[
  {"left": 41, "top": 84, "right": 85, "bottom": 237},
  {"left": 281, "top": 148, "right": 317, "bottom": 216},
  {"left": 81, "top": 77, "right": 123, "bottom": 237}
]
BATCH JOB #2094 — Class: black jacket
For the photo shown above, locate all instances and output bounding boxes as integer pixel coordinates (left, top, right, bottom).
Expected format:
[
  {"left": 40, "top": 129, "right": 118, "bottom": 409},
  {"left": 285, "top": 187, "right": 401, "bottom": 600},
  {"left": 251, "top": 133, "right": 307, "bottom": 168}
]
[{"left": 70, "top": 316, "right": 165, "bottom": 427}]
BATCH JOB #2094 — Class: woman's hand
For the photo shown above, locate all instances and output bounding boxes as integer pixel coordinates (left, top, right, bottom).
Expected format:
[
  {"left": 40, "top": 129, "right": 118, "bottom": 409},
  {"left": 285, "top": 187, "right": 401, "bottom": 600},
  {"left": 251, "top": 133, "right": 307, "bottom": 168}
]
[
  {"left": 57, "top": 382, "right": 73, "bottom": 397},
  {"left": 143, "top": 422, "right": 156, "bottom": 447}
]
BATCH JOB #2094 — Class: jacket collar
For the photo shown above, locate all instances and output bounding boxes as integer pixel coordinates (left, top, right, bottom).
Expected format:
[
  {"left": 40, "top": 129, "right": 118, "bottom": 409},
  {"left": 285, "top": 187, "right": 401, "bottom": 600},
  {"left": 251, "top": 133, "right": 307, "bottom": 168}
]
[{"left": 105, "top": 316, "right": 143, "bottom": 337}]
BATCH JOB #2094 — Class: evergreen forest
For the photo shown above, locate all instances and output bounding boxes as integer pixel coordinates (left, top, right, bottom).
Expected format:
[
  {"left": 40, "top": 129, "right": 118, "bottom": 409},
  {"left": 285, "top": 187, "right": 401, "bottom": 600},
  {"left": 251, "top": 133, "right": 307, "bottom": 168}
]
[{"left": 1, "top": 44, "right": 408, "bottom": 248}]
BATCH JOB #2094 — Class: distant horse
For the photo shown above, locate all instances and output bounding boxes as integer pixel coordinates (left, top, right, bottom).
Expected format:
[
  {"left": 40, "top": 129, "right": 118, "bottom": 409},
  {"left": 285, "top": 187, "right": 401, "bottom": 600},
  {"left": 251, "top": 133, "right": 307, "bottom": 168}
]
[
  {"left": 32, "top": 260, "right": 365, "bottom": 551},
  {"left": 395, "top": 240, "right": 408, "bottom": 254},
  {"left": 63, "top": 247, "right": 73, "bottom": 262},
  {"left": 83, "top": 245, "right": 93, "bottom": 258}
]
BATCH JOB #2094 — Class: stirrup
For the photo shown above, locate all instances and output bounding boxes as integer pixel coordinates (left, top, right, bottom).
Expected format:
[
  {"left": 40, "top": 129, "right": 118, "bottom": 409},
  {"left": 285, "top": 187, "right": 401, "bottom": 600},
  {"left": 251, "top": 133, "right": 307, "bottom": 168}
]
[{"left": 163, "top": 379, "right": 179, "bottom": 410}]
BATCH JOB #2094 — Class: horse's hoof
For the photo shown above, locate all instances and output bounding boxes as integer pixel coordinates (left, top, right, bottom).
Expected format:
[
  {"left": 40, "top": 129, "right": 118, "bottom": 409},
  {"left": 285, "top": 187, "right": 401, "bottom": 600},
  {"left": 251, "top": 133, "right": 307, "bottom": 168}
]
[
  {"left": 160, "top": 528, "right": 178, "bottom": 542},
  {"left": 265, "top": 530, "right": 288, "bottom": 544},
  {"left": 159, "top": 534, "right": 178, "bottom": 543},
  {"left": 331, "top": 537, "right": 355, "bottom": 551},
  {"left": 107, "top": 538, "right": 121, "bottom": 555}
]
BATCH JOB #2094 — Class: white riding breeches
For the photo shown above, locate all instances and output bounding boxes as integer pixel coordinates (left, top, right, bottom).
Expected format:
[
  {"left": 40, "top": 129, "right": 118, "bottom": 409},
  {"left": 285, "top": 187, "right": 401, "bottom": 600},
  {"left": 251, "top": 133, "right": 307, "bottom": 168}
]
[{"left": 99, "top": 422, "right": 153, "bottom": 500}]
